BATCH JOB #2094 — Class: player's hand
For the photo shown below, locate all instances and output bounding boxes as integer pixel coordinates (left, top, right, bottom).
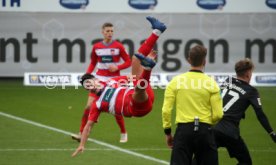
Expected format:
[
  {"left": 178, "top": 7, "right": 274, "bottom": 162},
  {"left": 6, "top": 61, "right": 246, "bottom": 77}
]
[
  {"left": 270, "top": 132, "right": 276, "bottom": 143},
  {"left": 72, "top": 146, "right": 84, "bottom": 157},
  {"left": 165, "top": 134, "right": 173, "bottom": 149},
  {"left": 108, "top": 64, "right": 119, "bottom": 72}
]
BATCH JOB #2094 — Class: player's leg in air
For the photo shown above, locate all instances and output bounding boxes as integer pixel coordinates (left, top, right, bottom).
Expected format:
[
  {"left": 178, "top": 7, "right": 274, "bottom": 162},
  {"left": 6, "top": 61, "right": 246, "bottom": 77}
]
[
  {"left": 131, "top": 16, "right": 166, "bottom": 77},
  {"left": 128, "top": 16, "right": 166, "bottom": 116}
]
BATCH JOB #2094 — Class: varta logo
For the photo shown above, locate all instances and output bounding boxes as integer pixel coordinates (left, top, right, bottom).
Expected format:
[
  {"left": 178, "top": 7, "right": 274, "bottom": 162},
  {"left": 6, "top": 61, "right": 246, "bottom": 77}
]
[
  {"left": 197, "top": 0, "right": 226, "bottom": 10},
  {"left": 128, "top": 0, "right": 157, "bottom": 10},
  {"left": 29, "top": 75, "right": 71, "bottom": 84},
  {"left": 60, "top": 0, "right": 89, "bottom": 9}
]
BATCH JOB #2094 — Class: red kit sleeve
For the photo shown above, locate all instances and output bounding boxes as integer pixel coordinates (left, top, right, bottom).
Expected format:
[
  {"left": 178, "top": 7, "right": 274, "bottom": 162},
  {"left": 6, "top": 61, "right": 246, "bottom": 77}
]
[
  {"left": 117, "top": 44, "right": 131, "bottom": 70},
  {"left": 86, "top": 47, "right": 98, "bottom": 74}
]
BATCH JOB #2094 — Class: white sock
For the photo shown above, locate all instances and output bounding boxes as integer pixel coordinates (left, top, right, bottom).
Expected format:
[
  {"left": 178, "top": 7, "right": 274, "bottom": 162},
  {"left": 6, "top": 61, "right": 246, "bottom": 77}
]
[{"left": 152, "top": 29, "right": 161, "bottom": 36}]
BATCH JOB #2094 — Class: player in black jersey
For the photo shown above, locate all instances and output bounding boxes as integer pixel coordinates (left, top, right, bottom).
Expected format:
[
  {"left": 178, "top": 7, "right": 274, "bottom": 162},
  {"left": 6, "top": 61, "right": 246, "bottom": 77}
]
[{"left": 213, "top": 58, "right": 276, "bottom": 165}]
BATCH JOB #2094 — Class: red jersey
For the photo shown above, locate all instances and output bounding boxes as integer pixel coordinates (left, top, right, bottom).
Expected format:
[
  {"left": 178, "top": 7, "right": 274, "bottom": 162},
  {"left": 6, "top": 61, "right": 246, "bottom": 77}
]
[
  {"left": 86, "top": 40, "right": 131, "bottom": 77},
  {"left": 88, "top": 76, "right": 155, "bottom": 122}
]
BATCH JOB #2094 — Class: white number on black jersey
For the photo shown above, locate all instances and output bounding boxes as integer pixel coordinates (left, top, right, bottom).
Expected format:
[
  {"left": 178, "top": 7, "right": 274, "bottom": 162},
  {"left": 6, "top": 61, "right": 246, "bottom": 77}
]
[{"left": 221, "top": 88, "right": 240, "bottom": 112}]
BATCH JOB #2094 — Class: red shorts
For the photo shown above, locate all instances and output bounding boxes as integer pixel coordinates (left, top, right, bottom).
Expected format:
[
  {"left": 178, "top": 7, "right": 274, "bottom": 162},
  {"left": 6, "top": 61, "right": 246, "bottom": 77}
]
[
  {"left": 122, "top": 86, "right": 154, "bottom": 117},
  {"left": 89, "top": 92, "right": 97, "bottom": 97}
]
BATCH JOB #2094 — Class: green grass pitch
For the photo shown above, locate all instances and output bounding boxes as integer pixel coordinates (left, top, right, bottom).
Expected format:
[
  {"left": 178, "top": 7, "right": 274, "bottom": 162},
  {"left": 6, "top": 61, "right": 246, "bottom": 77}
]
[{"left": 0, "top": 80, "right": 275, "bottom": 165}]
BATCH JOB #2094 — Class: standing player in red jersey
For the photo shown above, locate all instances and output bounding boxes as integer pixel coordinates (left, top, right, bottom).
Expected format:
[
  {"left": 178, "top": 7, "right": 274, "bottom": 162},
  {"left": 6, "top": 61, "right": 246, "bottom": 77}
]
[
  {"left": 71, "top": 22, "right": 131, "bottom": 143},
  {"left": 71, "top": 16, "right": 167, "bottom": 157}
]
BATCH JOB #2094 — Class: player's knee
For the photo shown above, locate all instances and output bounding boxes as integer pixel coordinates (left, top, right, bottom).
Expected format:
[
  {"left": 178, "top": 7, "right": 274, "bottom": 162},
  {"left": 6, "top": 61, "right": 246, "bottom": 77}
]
[{"left": 86, "top": 120, "right": 94, "bottom": 127}]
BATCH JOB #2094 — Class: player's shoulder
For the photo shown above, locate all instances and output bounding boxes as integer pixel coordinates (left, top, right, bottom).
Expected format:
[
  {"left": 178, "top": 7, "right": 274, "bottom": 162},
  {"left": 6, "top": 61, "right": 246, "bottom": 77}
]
[
  {"left": 93, "top": 41, "right": 103, "bottom": 47},
  {"left": 204, "top": 73, "right": 216, "bottom": 80},
  {"left": 233, "top": 77, "right": 258, "bottom": 93},
  {"left": 173, "top": 72, "right": 188, "bottom": 80},
  {"left": 200, "top": 73, "right": 219, "bottom": 85},
  {"left": 113, "top": 40, "right": 125, "bottom": 47},
  {"left": 248, "top": 84, "right": 258, "bottom": 94}
]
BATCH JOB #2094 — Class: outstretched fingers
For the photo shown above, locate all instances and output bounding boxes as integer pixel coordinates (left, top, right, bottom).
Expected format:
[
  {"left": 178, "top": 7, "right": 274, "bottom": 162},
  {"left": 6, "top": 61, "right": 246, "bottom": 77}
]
[{"left": 71, "top": 146, "right": 84, "bottom": 157}]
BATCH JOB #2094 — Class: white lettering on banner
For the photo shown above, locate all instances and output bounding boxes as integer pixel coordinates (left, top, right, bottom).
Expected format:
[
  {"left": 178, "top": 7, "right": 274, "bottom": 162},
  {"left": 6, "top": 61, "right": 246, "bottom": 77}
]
[
  {"left": 1, "top": 13, "right": 276, "bottom": 77},
  {"left": 26, "top": 74, "right": 71, "bottom": 89},
  {"left": 26, "top": 74, "right": 72, "bottom": 86},
  {"left": 24, "top": 73, "right": 276, "bottom": 87},
  {"left": 131, "top": 0, "right": 156, "bottom": 5},
  {"left": 198, "top": 0, "right": 225, "bottom": 5},
  {"left": 41, "top": 76, "right": 71, "bottom": 84},
  {"left": 61, "top": 0, "right": 87, "bottom": 4}
]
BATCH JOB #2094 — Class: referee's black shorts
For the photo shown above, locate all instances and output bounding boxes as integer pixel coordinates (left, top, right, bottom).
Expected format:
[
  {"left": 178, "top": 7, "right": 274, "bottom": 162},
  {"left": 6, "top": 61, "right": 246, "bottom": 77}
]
[{"left": 171, "top": 122, "right": 218, "bottom": 165}]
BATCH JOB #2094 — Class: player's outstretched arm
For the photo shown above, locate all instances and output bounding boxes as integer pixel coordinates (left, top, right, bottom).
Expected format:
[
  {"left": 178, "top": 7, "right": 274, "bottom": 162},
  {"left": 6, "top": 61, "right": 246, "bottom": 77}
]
[
  {"left": 86, "top": 49, "right": 98, "bottom": 74},
  {"left": 72, "top": 121, "right": 95, "bottom": 157},
  {"left": 252, "top": 106, "right": 276, "bottom": 142}
]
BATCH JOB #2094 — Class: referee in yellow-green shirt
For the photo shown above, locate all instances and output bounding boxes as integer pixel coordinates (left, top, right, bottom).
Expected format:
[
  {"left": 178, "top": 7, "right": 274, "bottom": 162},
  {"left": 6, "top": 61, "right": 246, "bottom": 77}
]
[{"left": 162, "top": 45, "right": 223, "bottom": 165}]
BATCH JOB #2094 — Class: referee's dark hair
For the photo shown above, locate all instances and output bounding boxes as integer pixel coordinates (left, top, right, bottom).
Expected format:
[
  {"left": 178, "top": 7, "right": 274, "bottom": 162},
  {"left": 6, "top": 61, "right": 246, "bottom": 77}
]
[
  {"left": 188, "top": 45, "right": 207, "bottom": 67},
  {"left": 235, "top": 58, "right": 254, "bottom": 77},
  {"left": 79, "top": 73, "right": 95, "bottom": 86}
]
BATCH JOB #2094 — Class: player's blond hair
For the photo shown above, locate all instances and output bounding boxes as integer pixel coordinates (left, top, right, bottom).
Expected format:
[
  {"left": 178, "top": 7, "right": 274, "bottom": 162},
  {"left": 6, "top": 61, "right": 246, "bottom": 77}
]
[{"left": 235, "top": 58, "right": 254, "bottom": 77}]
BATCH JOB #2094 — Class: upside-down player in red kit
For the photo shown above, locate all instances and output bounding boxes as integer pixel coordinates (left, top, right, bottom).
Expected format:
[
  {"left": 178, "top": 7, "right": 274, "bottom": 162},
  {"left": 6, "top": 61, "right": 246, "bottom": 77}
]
[
  {"left": 72, "top": 16, "right": 167, "bottom": 157},
  {"left": 71, "top": 22, "right": 131, "bottom": 143}
]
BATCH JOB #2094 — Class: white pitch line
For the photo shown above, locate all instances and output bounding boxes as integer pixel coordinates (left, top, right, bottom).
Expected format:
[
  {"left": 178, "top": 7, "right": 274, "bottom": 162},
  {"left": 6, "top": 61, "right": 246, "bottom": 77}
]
[
  {"left": 0, "top": 111, "right": 169, "bottom": 165},
  {"left": 0, "top": 148, "right": 170, "bottom": 152},
  {"left": 0, "top": 148, "right": 275, "bottom": 152}
]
